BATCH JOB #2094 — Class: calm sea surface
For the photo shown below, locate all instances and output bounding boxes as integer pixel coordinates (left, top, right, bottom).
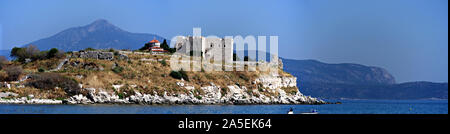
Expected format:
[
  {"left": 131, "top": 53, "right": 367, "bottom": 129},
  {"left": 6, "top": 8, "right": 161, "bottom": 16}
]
[{"left": 0, "top": 100, "right": 447, "bottom": 114}]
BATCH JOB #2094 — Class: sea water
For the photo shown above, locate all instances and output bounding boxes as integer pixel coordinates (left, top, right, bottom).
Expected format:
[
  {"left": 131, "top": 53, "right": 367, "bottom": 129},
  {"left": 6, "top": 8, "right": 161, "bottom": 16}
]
[{"left": 0, "top": 100, "right": 447, "bottom": 114}]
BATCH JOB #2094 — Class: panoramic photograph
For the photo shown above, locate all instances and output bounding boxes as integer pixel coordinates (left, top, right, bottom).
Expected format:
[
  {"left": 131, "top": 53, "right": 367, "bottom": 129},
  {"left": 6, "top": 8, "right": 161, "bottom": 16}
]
[{"left": 0, "top": 0, "right": 447, "bottom": 132}]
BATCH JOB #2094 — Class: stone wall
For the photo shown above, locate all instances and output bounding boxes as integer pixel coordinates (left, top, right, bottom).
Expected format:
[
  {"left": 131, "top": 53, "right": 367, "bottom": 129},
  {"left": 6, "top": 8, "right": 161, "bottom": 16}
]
[{"left": 72, "top": 51, "right": 114, "bottom": 60}]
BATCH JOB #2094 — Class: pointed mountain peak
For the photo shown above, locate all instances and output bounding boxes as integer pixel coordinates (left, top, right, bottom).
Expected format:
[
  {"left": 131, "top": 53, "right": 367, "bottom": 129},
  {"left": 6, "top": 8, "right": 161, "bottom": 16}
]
[
  {"left": 24, "top": 19, "right": 167, "bottom": 52},
  {"left": 91, "top": 19, "right": 110, "bottom": 25},
  {"left": 85, "top": 19, "right": 119, "bottom": 32}
]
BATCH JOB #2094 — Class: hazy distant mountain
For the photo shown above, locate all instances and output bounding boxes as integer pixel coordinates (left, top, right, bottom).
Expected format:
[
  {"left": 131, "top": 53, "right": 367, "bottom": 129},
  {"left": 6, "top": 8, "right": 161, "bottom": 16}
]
[
  {"left": 23, "top": 19, "right": 167, "bottom": 51},
  {"left": 283, "top": 59, "right": 396, "bottom": 85},
  {"left": 298, "top": 81, "right": 448, "bottom": 100},
  {"left": 282, "top": 58, "right": 448, "bottom": 100}
]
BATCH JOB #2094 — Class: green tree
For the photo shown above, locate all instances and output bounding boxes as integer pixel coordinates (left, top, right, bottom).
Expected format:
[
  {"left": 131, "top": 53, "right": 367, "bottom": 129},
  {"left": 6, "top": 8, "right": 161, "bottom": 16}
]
[
  {"left": 160, "top": 39, "right": 176, "bottom": 53},
  {"left": 47, "top": 48, "right": 59, "bottom": 58},
  {"left": 161, "top": 39, "right": 169, "bottom": 50},
  {"left": 11, "top": 47, "right": 21, "bottom": 57},
  {"left": 10, "top": 45, "right": 40, "bottom": 62},
  {"left": 139, "top": 42, "right": 152, "bottom": 51}
]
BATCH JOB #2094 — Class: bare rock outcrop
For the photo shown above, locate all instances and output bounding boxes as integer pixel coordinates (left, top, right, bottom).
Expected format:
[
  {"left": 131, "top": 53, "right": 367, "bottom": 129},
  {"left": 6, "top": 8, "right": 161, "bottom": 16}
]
[{"left": 63, "top": 75, "right": 325, "bottom": 105}]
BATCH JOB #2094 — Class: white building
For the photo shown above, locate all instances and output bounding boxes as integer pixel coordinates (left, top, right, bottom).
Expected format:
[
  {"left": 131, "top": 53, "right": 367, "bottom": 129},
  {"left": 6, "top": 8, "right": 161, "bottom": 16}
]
[{"left": 147, "top": 39, "right": 167, "bottom": 54}]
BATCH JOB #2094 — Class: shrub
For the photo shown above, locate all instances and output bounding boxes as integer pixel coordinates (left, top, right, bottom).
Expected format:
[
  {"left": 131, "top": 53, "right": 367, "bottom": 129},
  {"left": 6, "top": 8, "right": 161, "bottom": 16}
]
[
  {"left": 10, "top": 46, "right": 64, "bottom": 62},
  {"left": 159, "top": 59, "right": 167, "bottom": 66},
  {"left": 37, "top": 51, "right": 49, "bottom": 60},
  {"left": 179, "top": 69, "right": 189, "bottom": 81},
  {"left": 26, "top": 73, "right": 83, "bottom": 96},
  {"left": 84, "top": 47, "right": 96, "bottom": 51},
  {"left": 239, "top": 74, "right": 249, "bottom": 81},
  {"left": 258, "top": 85, "right": 264, "bottom": 92},
  {"left": 0, "top": 72, "right": 7, "bottom": 81},
  {"left": 116, "top": 92, "right": 124, "bottom": 99},
  {"left": 46, "top": 48, "right": 64, "bottom": 59},
  {"left": 10, "top": 45, "right": 40, "bottom": 62},
  {"left": 281, "top": 87, "right": 298, "bottom": 95},
  {"left": 167, "top": 48, "right": 176, "bottom": 53},
  {"left": 0, "top": 56, "right": 8, "bottom": 70},
  {"left": 221, "top": 87, "right": 228, "bottom": 96},
  {"left": 47, "top": 48, "right": 59, "bottom": 58},
  {"left": 112, "top": 66, "right": 124, "bottom": 73},
  {"left": 49, "top": 48, "right": 65, "bottom": 59},
  {"left": 170, "top": 71, "right": 182, "bottom": 79},
  {"left": 38, "top": 67, "right": 45, "bottom": 72},
  {"left": 4, "top": 66, "right": 23, "bottom": 81},
  {"left": 170, "top": 70, "right": 189, "bottom": 81}
]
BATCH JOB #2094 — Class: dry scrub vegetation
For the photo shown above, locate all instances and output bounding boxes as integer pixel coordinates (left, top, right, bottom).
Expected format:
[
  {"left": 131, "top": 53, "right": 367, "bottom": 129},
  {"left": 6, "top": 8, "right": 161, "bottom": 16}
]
[{"left": 1, "top": 51, "right": 295, "bottom": 99}]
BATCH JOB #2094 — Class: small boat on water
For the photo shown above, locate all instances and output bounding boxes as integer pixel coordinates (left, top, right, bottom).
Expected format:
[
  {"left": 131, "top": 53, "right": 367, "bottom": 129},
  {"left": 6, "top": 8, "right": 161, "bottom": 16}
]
[
  {"left": 287, "top": 108, "right": 319, "bottom": 114},
  {"left": 287, "top": 108, "right": 294, "bottom": 114},
  {"left": 300, "top": 109, "right": 319, "bottom": 114}
]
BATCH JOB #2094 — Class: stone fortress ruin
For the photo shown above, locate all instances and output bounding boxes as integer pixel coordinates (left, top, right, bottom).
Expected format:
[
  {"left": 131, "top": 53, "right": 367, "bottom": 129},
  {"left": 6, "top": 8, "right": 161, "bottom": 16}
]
[
  {"left": 174, "top": 36, "right": 234, "bottom": 63},
  {"left": 170, "top": 28, "right": 280, "bottom": 74}
]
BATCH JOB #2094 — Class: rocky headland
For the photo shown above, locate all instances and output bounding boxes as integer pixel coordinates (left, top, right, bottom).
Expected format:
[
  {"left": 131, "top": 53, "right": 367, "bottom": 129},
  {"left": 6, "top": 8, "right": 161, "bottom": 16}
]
[
  {"left": 1, "top": 75, "right": 325, "bottom": 105},
  {"left": 1, "top": 49, "right": 327, "bottom": 105}
]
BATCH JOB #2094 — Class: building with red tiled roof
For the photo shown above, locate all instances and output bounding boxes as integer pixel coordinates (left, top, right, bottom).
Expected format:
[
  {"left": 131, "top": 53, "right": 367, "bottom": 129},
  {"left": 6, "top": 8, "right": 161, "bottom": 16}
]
[
  {"left": 146, "top": 39, "right": 167, "bottom": 54},
  {"left": 149, "top": 40, "right": 160, "bottom": 44}
]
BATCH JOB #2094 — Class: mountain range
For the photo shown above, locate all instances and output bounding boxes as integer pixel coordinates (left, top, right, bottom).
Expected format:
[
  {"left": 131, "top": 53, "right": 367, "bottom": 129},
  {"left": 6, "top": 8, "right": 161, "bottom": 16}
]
[
  {"left": 282, "top": 59, "right": 448, "bottom": 100},
  {"left": 1, "top": 19, "right": 447, "bottom": 100},
  {"left": 23, "top": 19, "right": 167, "bottom": 51},
  {"left": 283, "top": 59, "right": 396, "bottom": 85}
]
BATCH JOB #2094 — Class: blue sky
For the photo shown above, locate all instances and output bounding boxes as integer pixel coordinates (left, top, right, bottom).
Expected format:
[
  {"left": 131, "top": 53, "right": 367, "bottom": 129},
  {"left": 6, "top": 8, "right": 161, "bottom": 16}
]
[{"left": 0, "top": 0, "right": 448, "bottom": 83}]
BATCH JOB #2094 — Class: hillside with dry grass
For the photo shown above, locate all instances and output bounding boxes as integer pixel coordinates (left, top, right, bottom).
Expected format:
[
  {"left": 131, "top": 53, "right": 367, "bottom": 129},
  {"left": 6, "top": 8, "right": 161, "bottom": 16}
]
[{"left": 1, "top": 47, "right": 300, "bottom": 103}]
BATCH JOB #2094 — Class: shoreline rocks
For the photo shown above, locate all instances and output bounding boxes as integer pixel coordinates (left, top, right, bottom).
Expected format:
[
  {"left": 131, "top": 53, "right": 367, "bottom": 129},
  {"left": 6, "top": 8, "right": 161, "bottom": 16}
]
[
  {"left": 61, "top": 76, "right": 327, "bottom": 105},
  {"left": 0, "top": 97, "right": 62, "bottom": 104},
  {"left": 1, "top": 76, "right": 329, "bottom": 105},
  {"left": 62, "top": 91, "right": 326, "bottom": 105}
]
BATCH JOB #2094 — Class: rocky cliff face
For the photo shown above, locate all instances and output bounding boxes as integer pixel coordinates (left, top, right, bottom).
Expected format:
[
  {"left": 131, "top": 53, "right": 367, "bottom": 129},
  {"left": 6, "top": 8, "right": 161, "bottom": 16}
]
[{"left": 64, "top": 75, "right": 324, "bottom": 105}]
